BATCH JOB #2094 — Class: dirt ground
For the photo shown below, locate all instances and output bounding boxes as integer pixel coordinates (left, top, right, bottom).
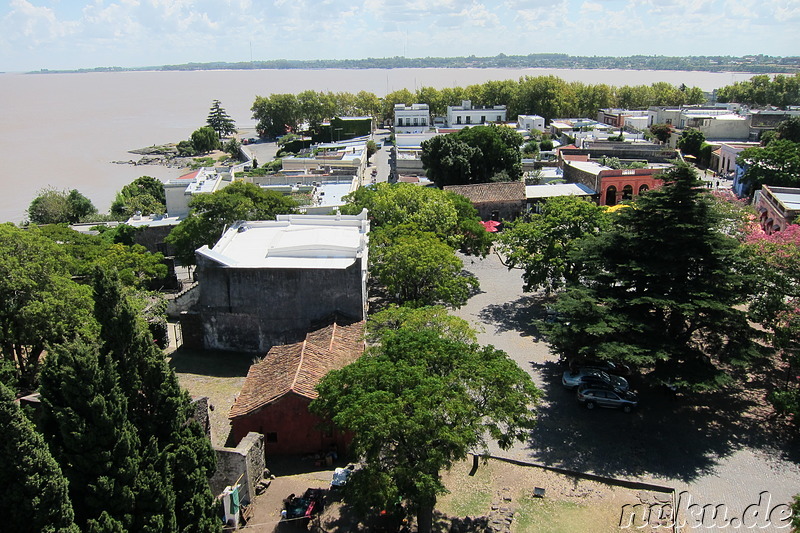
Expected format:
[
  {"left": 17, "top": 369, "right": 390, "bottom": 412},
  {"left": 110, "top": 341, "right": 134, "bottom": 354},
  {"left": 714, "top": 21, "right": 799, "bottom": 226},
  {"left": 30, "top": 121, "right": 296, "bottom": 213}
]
[{"left": 235, "top": 457, "right": 671, "bottom": 532}]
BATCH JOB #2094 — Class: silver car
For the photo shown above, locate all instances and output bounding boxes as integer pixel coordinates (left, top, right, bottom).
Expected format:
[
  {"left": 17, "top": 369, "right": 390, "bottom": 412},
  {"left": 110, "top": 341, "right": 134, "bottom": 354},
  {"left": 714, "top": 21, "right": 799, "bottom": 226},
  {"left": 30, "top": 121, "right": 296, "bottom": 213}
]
[{"left": 561, "top": 368, "right": 629, "bottom": 391}]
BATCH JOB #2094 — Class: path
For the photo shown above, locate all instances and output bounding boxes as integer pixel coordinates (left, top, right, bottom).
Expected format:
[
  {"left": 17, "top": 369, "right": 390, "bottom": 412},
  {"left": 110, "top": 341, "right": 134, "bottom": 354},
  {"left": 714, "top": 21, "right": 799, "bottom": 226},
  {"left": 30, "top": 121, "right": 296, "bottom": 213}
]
[{"left": 452, "top": 252, "right": 800, "bottom": 531}]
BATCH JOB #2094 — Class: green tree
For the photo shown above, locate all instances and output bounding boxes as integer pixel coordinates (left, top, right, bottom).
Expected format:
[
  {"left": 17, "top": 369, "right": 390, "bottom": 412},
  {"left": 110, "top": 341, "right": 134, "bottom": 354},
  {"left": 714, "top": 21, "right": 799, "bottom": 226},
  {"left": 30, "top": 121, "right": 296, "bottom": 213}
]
[
  {"left": 0, "top": 383, "right": 79, "bottom": 533},
  {"left": 38, "top": 224, "right": 167, "bottom": 289},
  {"left": 91, "top": 269, "right": 219, "bottom": 531},
  {"left": 190, "top": 126, "right": 221, "bottom": 154},
  {"left": 39, "top": 339, "right": 139, "bottom": 530},
  {"left": 370, "top": 226, "right": 478, "bottom": 308},
  {"left": 421, "top": 125, "right": 523, "bottom": 187},
  {"left": 738, "top": 138, "right": 800, "bottom": 191},
  {"left": 311, "top": 326, "right": 539, "bottom": 533},
  {"left": 251, "top": 93, "right": 300, "bottom": 137},
  {"left": 223, "top": 137, "right": 242, "bottom": 160},
  {"left": 546, "top": 164, "right": 758, "bottom": 390},
  {"left": 0, "top": 224, "right": 96, "bottom": 390},
  {"left": 366, "top": 305, "right": 478, "bottom": 345},
  {"left": 166, "top": 180, "right": 298, "bottom": 265},
  {"left": 206, "top": 99, "right": 236, "bottom": 138},
  {"left": 341, "top": 182, "right": 491, "bottom": 255},
  {"left": 497, "top": 196, "right": 610, "bottom": 294},
  {"left": 366, "top": 139, "right": 378, "bottom": 160},
  {"left": 110, "top": 176, "right": 166, "bottom": 219},
  {"left": 649, "top": 123, "right": 673, "bottom": 144},
  {"left": 776, "top": 116, "right": 800, "bottom": 143},
  {"left": 677, "top": 128, "right": 706, "bottom": 159},
  {"left": 27, "top": 187, "right": 97, "bottom": 225}
]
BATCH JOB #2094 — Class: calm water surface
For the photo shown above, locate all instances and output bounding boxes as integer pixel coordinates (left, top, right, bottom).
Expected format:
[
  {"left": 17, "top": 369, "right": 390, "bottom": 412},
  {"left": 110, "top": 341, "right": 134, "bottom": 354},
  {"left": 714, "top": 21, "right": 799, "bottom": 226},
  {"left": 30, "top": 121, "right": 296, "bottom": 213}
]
[{"left": 0, "top": 68, "right": 761, "bottom": 223}]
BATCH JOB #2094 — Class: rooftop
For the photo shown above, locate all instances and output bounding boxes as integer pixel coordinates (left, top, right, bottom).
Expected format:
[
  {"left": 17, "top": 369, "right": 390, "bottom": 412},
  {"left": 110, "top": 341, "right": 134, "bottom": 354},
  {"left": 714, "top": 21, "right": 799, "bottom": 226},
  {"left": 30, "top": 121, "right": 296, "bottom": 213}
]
[
  {"left": 526, "top": 183, "right": 596, "bottom": 199},
  {"left": 444, "top": 182, "right": 525, "bottom": 202},
  {"left": 196, "top": 210, "right": 369, "bottom": 269},
  {"left": 229, "top": 316, "right": 365, "bottom": 419}
]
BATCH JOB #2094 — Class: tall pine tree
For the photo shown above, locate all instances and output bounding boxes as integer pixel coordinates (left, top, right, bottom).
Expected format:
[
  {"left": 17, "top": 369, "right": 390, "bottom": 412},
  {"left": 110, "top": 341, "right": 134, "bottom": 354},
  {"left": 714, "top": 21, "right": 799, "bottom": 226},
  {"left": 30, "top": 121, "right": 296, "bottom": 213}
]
[
  {"left": 0, "top": 383, "right": 79, "bottom": 533},
  {"left": 547, "top": 163, "right": 759, "bottom": 389},
  {"left": 92, "top": 268, "right": 219, "bottom": 532},
  {"left": 39, "top": 339, "right": 139, "bottom": 530}
]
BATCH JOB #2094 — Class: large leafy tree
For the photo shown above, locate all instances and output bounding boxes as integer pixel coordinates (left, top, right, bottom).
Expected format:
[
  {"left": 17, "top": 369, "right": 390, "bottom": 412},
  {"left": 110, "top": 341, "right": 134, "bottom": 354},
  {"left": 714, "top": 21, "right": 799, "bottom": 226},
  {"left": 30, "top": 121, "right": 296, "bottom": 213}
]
[
  {"left": 738, "top": 138, "right": 800, "bottom": 191},
  {"left": 206, "top": 99, "right": 236, "bottom": 138},
  {"left": 370, "top": 226, "right": 478, "bottom": 308},
  {"left": 311, "top": 326, "right": 539, "bottom": 533},
  {"left": 546, "top": 164, "right": 759, "bottom": 390},
  {"left": 27, "top": 187, "right": 97, "bottom": 225},
  {"left": 366, "top": 305, "right": 478, "bottom": 345},
  {"left": 38, "top": 224, "right": 166, "bottom": 288},
  {"left": 421, "top": 125, "right": 523, "bottom": 187},
  {"left": 251, "top": 93, "right": 300, "bottom": 137},
  {"left": 190, "top": 126, "right": 221, "bottom": 154},
  {"left": 341, "top": 182, "right": 492, "bottom": 255},
  {"left": 0, "top": 224, "right": 96, "bottom": 390},
  {"left": 677, "top": 128, "right": 706, "bottom": 158},
  {"left": 496, "top": 196, "right": 610, "bottom": 294},
  {"left": 649, "top": 123, "right": 673, "bottom": 143},
  {"left": 0, "top": 383, "right": 79, "bottom": 533},
  {"left": 110, "top": 176, "right": 166, "bottom": 219},
  {"left": 166, "top": 181, "right": 298, "bottom": 265}
]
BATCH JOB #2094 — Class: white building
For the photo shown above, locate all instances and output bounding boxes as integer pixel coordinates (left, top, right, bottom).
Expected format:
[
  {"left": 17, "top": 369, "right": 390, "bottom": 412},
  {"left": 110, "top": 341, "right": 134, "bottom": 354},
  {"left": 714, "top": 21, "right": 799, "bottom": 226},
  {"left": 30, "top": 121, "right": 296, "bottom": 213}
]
[
  {"left": 446, "top": 100, "right": 506, "bottom": 128},
  {"left": 518, "top": 115, "right": 545, "bottom": 133},
  {"left": 394, "top": 103, "right": 431, "bottom": 133},
  {"left": 164, "top": 167, "right": 234, "bottom": 218}
]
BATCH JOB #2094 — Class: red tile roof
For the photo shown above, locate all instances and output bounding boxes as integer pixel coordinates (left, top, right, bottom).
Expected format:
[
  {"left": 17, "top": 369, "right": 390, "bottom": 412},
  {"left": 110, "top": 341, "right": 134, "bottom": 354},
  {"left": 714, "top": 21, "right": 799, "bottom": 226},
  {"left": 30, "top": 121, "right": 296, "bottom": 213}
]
[
  {"left": 229, "top": 317, "right": 365, "bottom": 419},
  {"left": 178, "top": 170, "right": 200, "bottom": 180},
  {"left": 562, "top": 154, "right": 590, "bottom": 162},
  {"left": 443, "top": 182, "right": 525, "bottom": 203}
]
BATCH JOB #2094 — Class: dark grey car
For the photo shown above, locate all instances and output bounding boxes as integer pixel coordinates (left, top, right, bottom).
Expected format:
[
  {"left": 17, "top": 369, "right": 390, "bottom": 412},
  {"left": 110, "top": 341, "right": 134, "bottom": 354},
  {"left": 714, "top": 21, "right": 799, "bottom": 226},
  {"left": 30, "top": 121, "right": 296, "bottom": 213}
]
[{"left": 576, "top": 385, "right": 638, "bottom": 413}]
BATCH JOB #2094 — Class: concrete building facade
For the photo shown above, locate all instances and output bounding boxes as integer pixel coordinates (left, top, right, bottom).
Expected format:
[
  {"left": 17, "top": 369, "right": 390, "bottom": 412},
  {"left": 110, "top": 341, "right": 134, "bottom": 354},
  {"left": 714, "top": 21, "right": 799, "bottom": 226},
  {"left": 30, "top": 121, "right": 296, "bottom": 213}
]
[
  {"left": 446, "top": 100, "right": 506, "bottom": 128},
  {"left": 194, "top": 211, "right": 369, "bottom": 353},
  {"left": 394, "top": 103, "right": 431, "bottom": 133}
]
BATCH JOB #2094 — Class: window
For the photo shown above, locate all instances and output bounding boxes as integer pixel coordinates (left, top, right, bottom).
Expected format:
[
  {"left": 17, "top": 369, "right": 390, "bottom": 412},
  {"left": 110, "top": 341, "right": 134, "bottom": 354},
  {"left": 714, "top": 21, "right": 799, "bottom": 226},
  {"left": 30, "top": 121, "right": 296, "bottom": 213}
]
[
  {"left": 265, "top": 432, "right": 278, "bottom": 443},
  {"left": 638, "top": 184, "right": 649, "bottom": 195},
  {"left": 606, "top": 185, "right": 617, "bottom": 206},
  {"left": 466, "top": 116, "right": 471, "bottom": 124},
  {"left": 413, "top": 117, "right": 418, "bottom": 126},
  {"left": 497, "top": 115, "right": 502, "bottom": 122},
  {"left": 456, "top": 116, "right": 462, "bottom": 124},
  {"left": 622, "top": 185, "right": 633, "bottom": 201},
  {"left": 481, "top": 115, "right": 486, "bottom": 123},
  {"left": 397, "top": 118, "right": 403, "bottom": 126}
]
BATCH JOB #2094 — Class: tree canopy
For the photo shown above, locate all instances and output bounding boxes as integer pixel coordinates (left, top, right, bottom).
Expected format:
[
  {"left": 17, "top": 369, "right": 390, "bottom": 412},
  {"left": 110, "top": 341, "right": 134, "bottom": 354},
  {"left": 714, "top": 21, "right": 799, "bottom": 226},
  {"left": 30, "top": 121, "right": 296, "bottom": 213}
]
[
  {"left": 370, "top": 226, "right": 478, "bottom": 308},
  {"left": 496, "top": 196, "right": 610, "bottom": 294},
  {"left": 341, "top": 182, "right": 493, "bottom": 256},
  {"left": 0, "top": 383, "right": 79, "bottom": 533},
  {"left": 649, "top": 123, "right": 673, "bottom": 144},
  {"left": 110, "top": 176, "right": 166, "bottom": 219},
  {"left": 545, "top": 164, "right": 759, "bottom": 390},
  {"left": 716, "top": 73, "right": 800, "bottom": 107},
  {"left": 190, "top": 126, "right": 221, "bottom": 154},
  {"left": 677, "top": 128, "right": 706, "bottom": 158},
  {"left": 421, "top": 125, "right": 523, "bottom": 187},
  {"left": 27, "top": 187, "right": 97, "bottom": 225},
  {"left": 206, "top": 99, "right": 236, "bottom": 138},
  {"left": 311, "top": 325, "right": 539, "bottom": 532},
  {"left": 166, "top": 181, "right": 298, "bottom": 265},
  {"left": 0, "top": 224, "right": 96, "bottom": 390},
  {"left": 738, "top": 138, "right": 800, "bottom": 192}
]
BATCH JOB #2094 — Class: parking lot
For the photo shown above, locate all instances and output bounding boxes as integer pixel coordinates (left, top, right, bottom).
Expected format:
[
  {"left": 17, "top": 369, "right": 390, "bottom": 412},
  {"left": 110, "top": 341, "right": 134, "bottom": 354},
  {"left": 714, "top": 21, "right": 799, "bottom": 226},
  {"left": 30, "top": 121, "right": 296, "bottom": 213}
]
[{"left": 452, "top": 251, "right": 800, "bottom": 530}]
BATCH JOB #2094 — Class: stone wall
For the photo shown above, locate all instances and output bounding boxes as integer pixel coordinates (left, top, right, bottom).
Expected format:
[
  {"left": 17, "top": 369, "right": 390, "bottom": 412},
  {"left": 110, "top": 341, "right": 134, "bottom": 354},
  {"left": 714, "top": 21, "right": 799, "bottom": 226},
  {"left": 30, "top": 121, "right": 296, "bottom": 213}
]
[
  {"left": 197, "top": 261, "right": 365, "bottom": 353},
  {"left": 166, "top": 283, "right": 199, "bottom": 319},
  {"left": 209, "top": 432, "right": 265, "bottom": 505}
]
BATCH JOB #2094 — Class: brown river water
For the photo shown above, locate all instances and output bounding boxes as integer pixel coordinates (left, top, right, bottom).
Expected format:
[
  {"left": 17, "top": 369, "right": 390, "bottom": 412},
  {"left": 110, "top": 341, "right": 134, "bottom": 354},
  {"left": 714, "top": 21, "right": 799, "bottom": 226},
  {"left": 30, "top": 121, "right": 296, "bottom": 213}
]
[{"left": 0, "top": 67, "right": 760, "bottom": 224}]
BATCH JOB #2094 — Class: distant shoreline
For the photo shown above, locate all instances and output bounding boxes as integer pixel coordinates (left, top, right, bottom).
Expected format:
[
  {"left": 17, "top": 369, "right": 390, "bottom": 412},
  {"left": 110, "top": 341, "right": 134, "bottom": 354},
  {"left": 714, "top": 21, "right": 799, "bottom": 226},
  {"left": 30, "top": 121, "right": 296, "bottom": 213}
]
[{"left": 24, "top": 54, "right": 800, "bottom": 75}]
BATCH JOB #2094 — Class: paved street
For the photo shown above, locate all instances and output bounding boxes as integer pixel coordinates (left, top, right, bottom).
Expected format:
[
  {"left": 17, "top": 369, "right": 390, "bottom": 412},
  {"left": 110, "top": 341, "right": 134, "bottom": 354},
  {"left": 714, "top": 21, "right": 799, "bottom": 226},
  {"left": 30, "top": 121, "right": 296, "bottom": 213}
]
[{"left": 452, "top": 251, "right": 800, "bottom": 531}]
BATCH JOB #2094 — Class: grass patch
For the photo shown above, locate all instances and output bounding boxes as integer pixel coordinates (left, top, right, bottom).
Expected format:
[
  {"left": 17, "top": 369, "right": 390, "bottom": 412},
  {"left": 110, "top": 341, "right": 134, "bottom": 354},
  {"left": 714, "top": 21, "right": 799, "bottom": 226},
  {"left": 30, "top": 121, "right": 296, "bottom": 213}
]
[
  {"left": 513, "top": 496, "right": 615, "bottom": 533},
  {"left": 190, "top": 156, "right": 215, "bottom": 169},
  {"left": 436, "top": 462, "right": 493, "bottom": 518}
]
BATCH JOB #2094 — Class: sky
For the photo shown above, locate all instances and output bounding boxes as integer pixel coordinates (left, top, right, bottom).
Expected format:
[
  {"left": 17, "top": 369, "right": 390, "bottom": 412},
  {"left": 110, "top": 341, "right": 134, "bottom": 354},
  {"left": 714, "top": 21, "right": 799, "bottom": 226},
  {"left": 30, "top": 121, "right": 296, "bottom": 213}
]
[{"left": 1, "top": 0, "right": 798, "bottom": 72}]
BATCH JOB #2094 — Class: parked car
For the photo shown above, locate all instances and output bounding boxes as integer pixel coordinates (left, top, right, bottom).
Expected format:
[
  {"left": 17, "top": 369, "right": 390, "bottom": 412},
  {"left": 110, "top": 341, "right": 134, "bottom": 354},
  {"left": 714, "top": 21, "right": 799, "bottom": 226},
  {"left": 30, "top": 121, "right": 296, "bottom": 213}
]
[
  {"left": 562, "top": 368, "right": 629, "bottom": 391},
  {"left": 567, "top": 358, "right": 631, "bottom": 376},
  {"left": 577, "top": 385, "right": 639, "bottom": 412}
]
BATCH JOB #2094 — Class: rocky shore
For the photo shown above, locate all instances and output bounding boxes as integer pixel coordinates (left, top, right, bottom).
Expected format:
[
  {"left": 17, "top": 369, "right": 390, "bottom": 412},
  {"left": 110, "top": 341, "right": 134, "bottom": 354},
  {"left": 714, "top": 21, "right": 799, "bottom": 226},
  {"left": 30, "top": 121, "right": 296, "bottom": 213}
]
[{"left": 112, "top": 144, "right": 219, "bottom": 169}]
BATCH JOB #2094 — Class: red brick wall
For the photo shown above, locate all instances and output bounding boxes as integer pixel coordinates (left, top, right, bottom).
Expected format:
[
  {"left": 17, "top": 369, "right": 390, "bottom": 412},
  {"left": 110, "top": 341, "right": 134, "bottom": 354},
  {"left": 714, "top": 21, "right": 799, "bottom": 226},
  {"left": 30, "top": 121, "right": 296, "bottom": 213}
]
[{"left": 230, "top": 392, "right": 350, "bottom": 456}]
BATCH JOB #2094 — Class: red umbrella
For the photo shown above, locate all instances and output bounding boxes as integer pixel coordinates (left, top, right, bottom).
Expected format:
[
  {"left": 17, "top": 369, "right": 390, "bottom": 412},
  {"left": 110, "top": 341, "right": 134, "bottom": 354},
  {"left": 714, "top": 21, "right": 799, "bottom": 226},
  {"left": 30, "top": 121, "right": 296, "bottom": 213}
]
[{"left": 480, "top": 220, "right": 501, "bottom": 232}]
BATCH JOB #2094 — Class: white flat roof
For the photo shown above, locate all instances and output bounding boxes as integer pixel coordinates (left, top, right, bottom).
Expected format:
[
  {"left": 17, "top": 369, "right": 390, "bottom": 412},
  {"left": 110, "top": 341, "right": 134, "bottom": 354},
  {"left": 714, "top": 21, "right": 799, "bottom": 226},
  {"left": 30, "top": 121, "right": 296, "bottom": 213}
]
[
  {"left": 196, "top": 210, "right": 369, "bottom": 269},
  {"left": 526, "top": 183, "right": 596, "bottom": 198}
]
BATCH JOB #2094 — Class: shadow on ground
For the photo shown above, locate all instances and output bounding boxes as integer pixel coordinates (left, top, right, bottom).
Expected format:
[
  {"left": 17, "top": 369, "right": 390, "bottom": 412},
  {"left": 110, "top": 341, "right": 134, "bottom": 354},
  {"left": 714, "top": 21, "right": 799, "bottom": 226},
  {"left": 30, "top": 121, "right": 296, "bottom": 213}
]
[
  {"left": 168, "top": 346, "right": 255, "bottom": 377},
  {"left": 476, "top": 289, "right": 800, "bottom": 484}
]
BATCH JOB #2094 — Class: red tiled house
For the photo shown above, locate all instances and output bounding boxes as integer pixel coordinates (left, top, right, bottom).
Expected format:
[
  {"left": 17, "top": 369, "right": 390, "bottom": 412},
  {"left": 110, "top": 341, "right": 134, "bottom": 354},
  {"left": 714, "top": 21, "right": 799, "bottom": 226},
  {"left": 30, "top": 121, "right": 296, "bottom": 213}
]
[
  {"left": 443, "top": 182, "right": 526, "bottom": 221},
  {"left": 228, "top": 316, "right": 365, "bottom": 455}
]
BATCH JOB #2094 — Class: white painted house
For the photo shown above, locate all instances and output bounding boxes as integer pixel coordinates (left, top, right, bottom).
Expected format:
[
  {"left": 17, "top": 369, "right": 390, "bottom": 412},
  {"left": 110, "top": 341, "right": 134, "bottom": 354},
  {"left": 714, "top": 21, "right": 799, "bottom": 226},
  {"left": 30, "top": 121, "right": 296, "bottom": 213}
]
[
  {"left": 394, "top": 103, "right": 431, "bottom": 133},
  {"left": 446, "top": 100, "right": 507, "bottom": 128}
]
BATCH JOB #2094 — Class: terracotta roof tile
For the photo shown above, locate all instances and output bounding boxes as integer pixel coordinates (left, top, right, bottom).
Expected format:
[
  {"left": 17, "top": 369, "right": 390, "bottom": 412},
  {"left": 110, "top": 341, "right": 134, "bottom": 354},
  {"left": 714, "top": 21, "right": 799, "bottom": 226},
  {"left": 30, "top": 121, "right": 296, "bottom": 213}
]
[
  {"left": 229, "top": 317, "right": 365, "bottom": 419},
  {"left": 444, "top": 182, "right": 525, "bottom": 203}
]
